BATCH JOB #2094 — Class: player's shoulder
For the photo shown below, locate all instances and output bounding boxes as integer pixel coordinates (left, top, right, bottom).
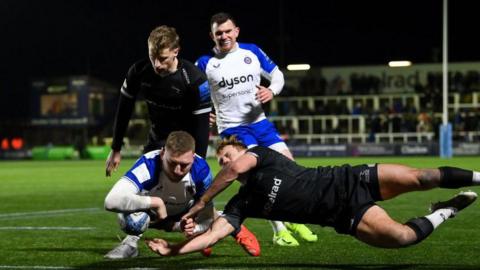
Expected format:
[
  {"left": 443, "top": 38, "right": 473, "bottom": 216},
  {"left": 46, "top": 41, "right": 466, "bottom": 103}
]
[
  {"left": 238, "top": 42, "right": 261, "bottom": 52},
  {"left": 178, "top": 58, "right": 207, "bottom": 86},
  {"left": 192, "top": 154, "right": 209, "bottom": 170},
  {"left": 130, "top": 58, "right": 151, "bottom": 70},
  {"left": 179, "top": 58, "right": 197, "bottom": 70},
  {"left": 127, "top": 58, "right": 152, "bottom": 76},
  {"left": 138, "top": 150, "right": 161, "bottom": 167},
  {"left": 143, "top": 149, "right": 161, "bottom": 159},
  {"left": 248, "top": 145, "right": 273, "bottom": 155},
  {"left": 125, "top": 150, "right": 161, "bottom": 182},
  {"left": 237, "top": 43, "right": 268, "bottom": 60},
  {"left": 247, "top": 146, "right": 281, "bottom": 164},
  {"left": 195, "top": 53, "right": 215, "bottom": 71}
]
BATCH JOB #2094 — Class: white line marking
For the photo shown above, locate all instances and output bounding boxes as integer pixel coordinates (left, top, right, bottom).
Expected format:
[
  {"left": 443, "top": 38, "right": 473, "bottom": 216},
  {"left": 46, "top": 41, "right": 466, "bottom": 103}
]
[
  {"left": 0, "top": 208, "right": 101, "bottom": 220},
  {"left": 0, "top": 266, "right": 246, "bottom": 270},
  {"left": 0, "top": 226, "right": 95, "bottom": 231},
  {"left": 0, "top": 267, "right": 74, "bottom": 269}
]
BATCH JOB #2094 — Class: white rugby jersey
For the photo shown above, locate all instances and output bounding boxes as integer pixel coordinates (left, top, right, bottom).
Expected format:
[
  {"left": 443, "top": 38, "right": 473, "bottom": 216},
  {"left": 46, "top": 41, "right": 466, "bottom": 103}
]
[
  {"left": 196, "top": 43, "right": 282, "bottom": 133},
  {"left": 123, "top": 150, "right": 212, "bottom": 216}
]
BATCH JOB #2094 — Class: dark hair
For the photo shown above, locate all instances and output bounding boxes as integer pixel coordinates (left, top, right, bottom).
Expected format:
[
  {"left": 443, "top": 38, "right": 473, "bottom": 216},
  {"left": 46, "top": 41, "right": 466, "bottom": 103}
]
[{"left": 210, "top": 12, "right": 237, "bottom": 28}]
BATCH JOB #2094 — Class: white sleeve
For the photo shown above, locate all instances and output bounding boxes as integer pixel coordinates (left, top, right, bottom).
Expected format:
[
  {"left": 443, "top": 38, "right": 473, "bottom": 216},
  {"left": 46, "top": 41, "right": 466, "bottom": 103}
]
[
  {"left": 104, "top": 177, "right": 152, "bottom": 212},
  {"left": 267, "top": 67, "right": 285, "bottom": 95}
]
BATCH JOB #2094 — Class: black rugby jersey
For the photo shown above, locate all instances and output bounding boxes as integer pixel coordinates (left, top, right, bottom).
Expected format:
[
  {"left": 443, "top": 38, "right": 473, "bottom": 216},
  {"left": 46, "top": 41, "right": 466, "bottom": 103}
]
[
  {"left": 111, "top": 58, "right": 211, "bottom": 155},
  {"left": 223, "top": 146, "right": 354, "bottom": 231}
]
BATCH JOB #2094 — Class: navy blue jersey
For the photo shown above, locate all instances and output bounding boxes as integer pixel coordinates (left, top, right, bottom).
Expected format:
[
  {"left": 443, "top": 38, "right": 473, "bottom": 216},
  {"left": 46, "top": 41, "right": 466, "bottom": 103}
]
[
  {"left": 111, "top": 58, "right": 211, "bottom": 156},
  {"left": 223, "top": 146, "right": 378, "bottom": 235}
]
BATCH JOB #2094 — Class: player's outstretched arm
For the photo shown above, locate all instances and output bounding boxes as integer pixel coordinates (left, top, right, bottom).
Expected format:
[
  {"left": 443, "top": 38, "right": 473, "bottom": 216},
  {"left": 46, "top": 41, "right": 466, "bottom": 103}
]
[
  {"left": 182, "top": 153, "right": 257, "bottom": 220},
  {"left": 147, "top": 217, "right": 235, "bottom": 256},
  {"left": 181, "top": 201, "right": 214, "bottom": 237}
]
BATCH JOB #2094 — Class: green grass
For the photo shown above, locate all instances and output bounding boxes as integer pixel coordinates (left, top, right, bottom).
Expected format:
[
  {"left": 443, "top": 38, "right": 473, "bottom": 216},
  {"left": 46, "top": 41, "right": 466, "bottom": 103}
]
[{"left": 0, "top": 157, "right": 480, "bottom": 269}]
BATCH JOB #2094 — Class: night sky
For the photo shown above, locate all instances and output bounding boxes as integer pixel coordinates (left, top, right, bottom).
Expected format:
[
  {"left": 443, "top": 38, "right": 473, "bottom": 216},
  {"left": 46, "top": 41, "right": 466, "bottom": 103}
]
[{"left": 1, "top": 0, "right": 479, "bottom": 118}]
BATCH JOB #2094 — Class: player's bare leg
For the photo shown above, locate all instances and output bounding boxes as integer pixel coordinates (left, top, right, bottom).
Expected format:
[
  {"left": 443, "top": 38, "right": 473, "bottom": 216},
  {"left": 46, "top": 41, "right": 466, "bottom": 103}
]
[{"left": 355, "top": 191, "right": 477, "bottom": 248}]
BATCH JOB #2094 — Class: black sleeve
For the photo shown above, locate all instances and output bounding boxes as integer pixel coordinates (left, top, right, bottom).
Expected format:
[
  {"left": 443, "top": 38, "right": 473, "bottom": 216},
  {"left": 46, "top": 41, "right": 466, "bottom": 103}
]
[
  {"left": 111, "top": 94, "right": 135, "bottom": 151},
  {"left": 183, "top": 60, "right": 211, "bottom": 158},
  {"left": 111, "top": 64, "right": 141, "bottom": 151},
  {"left": 222, "top": 193, "right": 247, "bottom": 235},
  {"left": 184, "top": 61, "right": 212, "bottom": 114},
  {"left": 246, "top": 146, "right": 272, "bottom": 167},
  {"left": 191, "top": 112, "right": 209, "bottom": 158}
]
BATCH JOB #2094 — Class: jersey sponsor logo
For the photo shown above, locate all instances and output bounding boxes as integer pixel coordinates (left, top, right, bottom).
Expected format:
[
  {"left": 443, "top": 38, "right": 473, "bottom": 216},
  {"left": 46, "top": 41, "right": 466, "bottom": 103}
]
[
  {"left": 244, "top": 56, "right": 252, "bottom": 64},
  {"left": 359, "top": 169, "right": 370, "bottom": 183},
  {"left": 263, "top": 176, "right": 283, "bottom": 215},
  {"left": 221, "top": 89, "right": 253, "bottom": 100},
  {"left": 218, "top": 75, "right": 254, "bottom": 89},
  {"left": 213, "top": 63, "right": 220, "bottom": 68},
  {"left": 146, "top": 100, "right": 182, "bottom": 110},
  {"left": 171, "top": 85, "right": 181, "bottom": 93}
]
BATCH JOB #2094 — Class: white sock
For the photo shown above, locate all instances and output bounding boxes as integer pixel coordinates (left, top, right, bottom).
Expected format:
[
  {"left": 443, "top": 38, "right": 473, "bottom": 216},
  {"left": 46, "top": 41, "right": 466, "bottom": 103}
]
[
  {"left": 425, "top": 208, "right": 455, "bottom": 229},
  {"left": 473, "top": 171, "right": 480, "bottom": 185},
  {"left": 270, "top": 220, "right": 287, "bottom": 233}
]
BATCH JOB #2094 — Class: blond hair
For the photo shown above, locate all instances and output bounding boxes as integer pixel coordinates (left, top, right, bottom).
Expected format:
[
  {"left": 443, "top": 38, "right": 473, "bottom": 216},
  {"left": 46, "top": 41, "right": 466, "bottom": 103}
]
[
  {"left": 216, "top": 136, "right": 247, "bottom": 155},
  {"left": 148, "top": 25, "right": 180, "bottom": 57},
  {"left": 165, "top": 131, "right": 195, "bottom": 155}
]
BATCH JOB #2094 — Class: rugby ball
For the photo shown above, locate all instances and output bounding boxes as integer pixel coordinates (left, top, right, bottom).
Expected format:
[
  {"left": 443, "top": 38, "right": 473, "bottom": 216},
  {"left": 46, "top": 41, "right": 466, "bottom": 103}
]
[{"left": 118, "top": 211, "right": 150, "bottom": 236}]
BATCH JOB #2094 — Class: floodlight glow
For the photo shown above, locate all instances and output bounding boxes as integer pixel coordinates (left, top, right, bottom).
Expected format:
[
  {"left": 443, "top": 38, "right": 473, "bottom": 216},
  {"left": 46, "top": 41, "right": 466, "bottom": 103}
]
[
  {"left": 287, "top": 64, "right": 311, "bottom": 71},
  {"left": 388, "top": 61, "right": 412, "bottom": 67}
]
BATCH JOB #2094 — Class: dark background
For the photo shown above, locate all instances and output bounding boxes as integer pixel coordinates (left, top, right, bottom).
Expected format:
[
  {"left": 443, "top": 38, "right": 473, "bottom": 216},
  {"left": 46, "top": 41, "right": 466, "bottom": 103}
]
[{"left": 0, "top": 0, "right": 478, "bottom": 118}]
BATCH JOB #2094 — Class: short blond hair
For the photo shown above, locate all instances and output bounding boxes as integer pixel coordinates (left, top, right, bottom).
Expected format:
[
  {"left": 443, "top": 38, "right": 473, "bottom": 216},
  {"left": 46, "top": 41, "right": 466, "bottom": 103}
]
[
  {"left": 216, "top": 136, "right": 247, "bottom": 155},
  {"left": 148, "top": 25, "right": 180, "bottom": 57},
  {"left": 165, "top": 131, "right": 195, "bottom": 155}
]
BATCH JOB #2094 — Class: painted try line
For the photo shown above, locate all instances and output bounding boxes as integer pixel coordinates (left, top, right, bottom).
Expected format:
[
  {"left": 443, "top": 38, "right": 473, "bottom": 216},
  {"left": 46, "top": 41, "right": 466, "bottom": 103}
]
[
  {"left": 0, "top": 266, "right": 74, "bottom": 269},
  {"left": 0, "top": 226, "right": 95, "bottom": 230},
  {"left": 0, "top": 207, "right": 102, "bottom": 221},
  {"left": 0, "top": 202, "right": 227, "bottom": 222},
  {"left": 0, "top": 267, "right": 245, "bottom": 270}
]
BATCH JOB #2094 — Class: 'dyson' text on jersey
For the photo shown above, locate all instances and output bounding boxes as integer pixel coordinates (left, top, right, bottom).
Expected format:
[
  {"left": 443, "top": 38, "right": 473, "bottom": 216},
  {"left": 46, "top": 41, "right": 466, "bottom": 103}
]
[{"left": 218, "top": 74, "right": 254, "bottom": 89}]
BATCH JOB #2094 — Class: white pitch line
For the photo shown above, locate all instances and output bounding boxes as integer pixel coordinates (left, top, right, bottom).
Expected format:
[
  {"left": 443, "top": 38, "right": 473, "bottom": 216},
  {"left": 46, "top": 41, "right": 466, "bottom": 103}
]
[
  {"left": 0, "top": 208, "right": 101, "bottom": 220},
  {"left": 0, "top": 267, "right": 246, "bottom": 270},
  {"left": 0, "top": 226, "right": 95, "bottom": 231},
  {"left": 0, "top": 267, "right": 74, "bottom": 269}
]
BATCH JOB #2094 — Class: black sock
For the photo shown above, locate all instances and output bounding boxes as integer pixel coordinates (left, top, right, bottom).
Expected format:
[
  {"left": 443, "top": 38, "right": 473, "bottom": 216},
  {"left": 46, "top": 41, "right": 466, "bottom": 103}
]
[
  {"left": 405, "top": 217, "right": 434, "bottom": 245},
  {"left": 438, "top": 166, "right": 473, "bottom": 188}
]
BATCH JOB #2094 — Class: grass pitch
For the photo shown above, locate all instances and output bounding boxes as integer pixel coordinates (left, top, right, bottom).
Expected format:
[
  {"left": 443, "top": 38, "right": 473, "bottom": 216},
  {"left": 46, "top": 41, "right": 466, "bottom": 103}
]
[{"left": 0, "top": 156, "right": 479, "bottom": 269}]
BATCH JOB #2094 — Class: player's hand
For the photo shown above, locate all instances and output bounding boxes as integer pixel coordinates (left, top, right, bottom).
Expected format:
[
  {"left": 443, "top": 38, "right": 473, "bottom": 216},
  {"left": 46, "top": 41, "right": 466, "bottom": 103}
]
[
  {"left": 255, "top": 85, "right": 274, "bottom": 103},
  {"left": 209, "top": 112, "right": 217, "bottom": 128},
  {"left": 146, "top": 238, "right": 171, "bottom": 256},
  {"left": 105, "top": 150, "right": 121, "bottom": 177},
  {"left": 180, "top": 218, "right": 197, "bottom": 237},
  {"left": 181, "top": 200, "right": 205, "bottom": 221}
]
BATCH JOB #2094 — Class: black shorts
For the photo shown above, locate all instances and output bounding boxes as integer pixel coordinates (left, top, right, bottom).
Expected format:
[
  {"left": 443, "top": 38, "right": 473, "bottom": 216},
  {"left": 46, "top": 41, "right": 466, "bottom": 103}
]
[
  {"left": 143, "top": 129, "right": 166, "bottom": 153},
  {"left": 332, "top": 164, "right": 381, "bottom": 235}
]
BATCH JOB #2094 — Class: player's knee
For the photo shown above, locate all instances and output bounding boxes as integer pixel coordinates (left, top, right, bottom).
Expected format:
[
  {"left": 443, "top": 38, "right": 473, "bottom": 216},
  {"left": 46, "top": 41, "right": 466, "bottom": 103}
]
[
  {"left": 392, "top": 229, "right": 417, "bottom": 248},
  {"left": 415, "top": 169, "right": 438, "bottom": 190}
]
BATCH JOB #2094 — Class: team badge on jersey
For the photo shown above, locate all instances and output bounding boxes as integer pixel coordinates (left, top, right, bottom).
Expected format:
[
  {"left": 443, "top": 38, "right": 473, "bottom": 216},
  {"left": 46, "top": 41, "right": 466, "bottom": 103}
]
[{"left": 244, "top": 56, "right": 252, "bottom": 64}]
